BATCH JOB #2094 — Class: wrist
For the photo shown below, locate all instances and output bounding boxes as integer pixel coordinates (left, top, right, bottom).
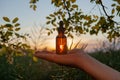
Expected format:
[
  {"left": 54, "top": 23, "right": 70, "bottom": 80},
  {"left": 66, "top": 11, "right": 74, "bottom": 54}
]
[{"left": 73, "top": 51, "right": 87, "bottom": 68}]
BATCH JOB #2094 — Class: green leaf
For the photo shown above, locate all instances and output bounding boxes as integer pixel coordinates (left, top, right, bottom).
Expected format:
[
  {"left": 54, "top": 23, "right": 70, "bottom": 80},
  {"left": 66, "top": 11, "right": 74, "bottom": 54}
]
[
  {"left": 30, "top": 0, "right": 36, "bottom": 3},
  {"left": 72, "top": 4, "right": 78, "bottom": 8},
  {"left": 111, "top": 3, "right": 116, "bottom": 7},
  {"left": 66, "top": 1, "right": 70, "bottom": 8},
  {"left": 58, "top": 16, "right": 61, "bottom": 19},
  {"left": 46, "top": 16, "right": 51, "bottom": 19},
  {"left": 15, "top": 33, "right": 20, "bottom": 37},
  {"left": 30, "top": 5, "right": 33, "bottom": 8},
  {"left": 46, "top": 28, "right": 50, "bottom": 30},
  {"left": 95, "top": 0, "right": 100, "bottom": 4},
  {"left": 112, "top": 8, "right": 115, "bottom": 14},
  {"left": 5, "top": 24, "right": 12, "bottom": 27},
  {"left": 71, "top": 0, "right": 76, "bottom": 3},
  {"left": 90, "top": 30, "right": 96, "bottom": 35},
  {"left": 50, "top": 14, "right": 55, "bottom": 17},
  {"left": 51, "top": 0, "right": 55, "bottom": 4},
  {"left": 68, "top": 33, "right": 73, "bottom": 38},
  {"left": 15, "top": 28, "right": 21, "bottom": 31},
  {"left": 84, "top": 16, "right": 91, "bottom": 20},
  {"left": 7, "top": 31, "right": 13, "bottom": 36},
  {"left": 3, "top": 17, "right": 10, "bottom": 22},
  {"left": 92, "top": 26, "right": 99, "bottom": 30},
  {"left": 46, "top": 21, "right": 50, "bottom": 24},
  {"left": 22, "top": 44, "right": 30, "bottom": 48},
  {"left": 8, "top": 27, "right": 13, "bottom": 31},
  {"left": 48, "top": 32, "right": 50, "bottom": 36},
  {"left": 79, "top": 27, "right": 83, "bottom": 34},
  {"left": 15, "top": 23, "right": 20, "bottom": 27},
  {"left": 33, "top": 5, "right": 37, "bottom": 11},
  {"left": 53, "top": 23, "right": 57, "bottom": 27},
  {"left": 51, "top": 18, "right": 56, "bottom": 24},
  {"left": 12, "top": 17, "right": 19, "bottom": 23},
  {"left": 93, "top": 15, "right": 98, "bottom": 19},
  {"left": 33, "top": 56, "right": 38, "bottom": 62},
  {"left": 53, "top": 28, "right": 56, "bottom": 31}
]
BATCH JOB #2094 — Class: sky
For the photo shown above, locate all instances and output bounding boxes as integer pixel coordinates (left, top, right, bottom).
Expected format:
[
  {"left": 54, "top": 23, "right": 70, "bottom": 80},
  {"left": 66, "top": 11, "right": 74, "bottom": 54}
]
[{"left": 0, "top": 0, "right": 117, "bottom": 52}]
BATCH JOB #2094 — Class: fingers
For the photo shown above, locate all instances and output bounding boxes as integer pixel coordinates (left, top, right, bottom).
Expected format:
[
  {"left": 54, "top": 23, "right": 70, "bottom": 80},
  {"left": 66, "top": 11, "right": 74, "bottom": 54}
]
[
  {"left": 34, "top": 49, "right": 85, "bottom": 67},
  {"left": 34, "top": 51, "right": 55, "bottom": 61},
  {"left": 34, "top": 50, "right": 72, "bottom": 65},
  {"left": 34, "top": 51, "right": 63, "bottom": 63}
]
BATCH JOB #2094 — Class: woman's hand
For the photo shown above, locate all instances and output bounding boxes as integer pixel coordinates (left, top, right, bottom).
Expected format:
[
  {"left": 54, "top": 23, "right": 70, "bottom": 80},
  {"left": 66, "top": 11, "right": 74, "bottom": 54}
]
[
  {"left": 34, "top": 49, "right": 120, "bottom": 80},
  {"left": 34, "top": 49, "right": 85, "bottom": 67}
]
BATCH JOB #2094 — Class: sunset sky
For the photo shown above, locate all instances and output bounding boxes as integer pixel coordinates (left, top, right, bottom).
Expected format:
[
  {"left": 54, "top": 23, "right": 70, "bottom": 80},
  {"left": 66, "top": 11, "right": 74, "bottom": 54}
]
[{"left": 0, "top": 0, "right": 116, "bottom": 52}]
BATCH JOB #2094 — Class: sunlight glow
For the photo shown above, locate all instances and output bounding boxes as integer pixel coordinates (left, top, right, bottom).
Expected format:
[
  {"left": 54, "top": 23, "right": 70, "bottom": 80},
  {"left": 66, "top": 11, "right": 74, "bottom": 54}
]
[{"left": 60, "top": 45, "right": 64, "bottom": 52}]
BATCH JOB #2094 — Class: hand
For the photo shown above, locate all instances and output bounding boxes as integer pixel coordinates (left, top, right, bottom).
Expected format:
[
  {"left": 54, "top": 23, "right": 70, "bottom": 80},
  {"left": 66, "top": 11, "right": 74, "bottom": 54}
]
[
  {"left": 34, "top": 49, "right": 85, "bottom": 67},
  {"left": 34, "top": 49, "right": 120, "bottom": 80}
]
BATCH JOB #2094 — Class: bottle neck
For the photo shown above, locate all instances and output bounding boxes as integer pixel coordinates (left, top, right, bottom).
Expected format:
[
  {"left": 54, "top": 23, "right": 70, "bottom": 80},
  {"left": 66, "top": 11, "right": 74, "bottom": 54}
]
[{"left": 58, "top": 32, "right": 64, "bottom": 36}]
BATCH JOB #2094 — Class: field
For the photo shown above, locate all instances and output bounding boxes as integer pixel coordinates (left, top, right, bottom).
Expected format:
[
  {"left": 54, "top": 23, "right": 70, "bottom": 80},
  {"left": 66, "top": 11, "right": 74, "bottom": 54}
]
[{"left": 0, "top": 49, "right": 120, "bottom": 80}]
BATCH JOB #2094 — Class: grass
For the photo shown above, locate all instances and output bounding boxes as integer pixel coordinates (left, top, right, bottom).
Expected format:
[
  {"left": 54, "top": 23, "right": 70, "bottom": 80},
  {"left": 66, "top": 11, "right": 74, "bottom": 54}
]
[{"left": 0, "top": 49, "right": 120, "bottom": 80}]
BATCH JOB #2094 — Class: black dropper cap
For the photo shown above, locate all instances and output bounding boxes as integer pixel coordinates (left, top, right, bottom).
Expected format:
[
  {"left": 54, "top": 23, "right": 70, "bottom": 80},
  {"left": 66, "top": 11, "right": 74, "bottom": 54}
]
[{"left": 58, "top": 21, "right": 65, "bottom": 33}]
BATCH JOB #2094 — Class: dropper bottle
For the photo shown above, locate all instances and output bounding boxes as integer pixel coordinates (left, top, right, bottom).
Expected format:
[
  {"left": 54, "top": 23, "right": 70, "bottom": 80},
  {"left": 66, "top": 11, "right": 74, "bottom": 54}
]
[{"left": 56, "top": 21, "right": 67, "bottom": 54}]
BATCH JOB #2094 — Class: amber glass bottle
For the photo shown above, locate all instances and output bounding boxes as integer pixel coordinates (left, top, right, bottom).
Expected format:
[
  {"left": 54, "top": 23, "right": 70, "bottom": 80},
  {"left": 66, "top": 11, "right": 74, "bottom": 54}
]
[{"left": 56, "top": 21, "right": 67, "bottom": 54}]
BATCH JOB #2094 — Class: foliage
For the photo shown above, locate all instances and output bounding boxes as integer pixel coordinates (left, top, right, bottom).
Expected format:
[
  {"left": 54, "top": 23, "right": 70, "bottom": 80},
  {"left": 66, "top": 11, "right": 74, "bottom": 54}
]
[
  {"left": 29, "top": 0, "right": 39, "bottom": 11},
  {"left": 0, "top": 49, "right": 120, "bottom": 80},
  {"left": 90, "top": 50, "right": 120, "bottom": 71},
  {"left": 0, "top": 17, "right": 30, "bottom": 64},
  {"left": 0, "top": 54, "right": 52, "bottom": 80},
  {"left": 46, "top": 0, "right": 97, "bottom": 38},
  {"left": 29, "top": 0, "right": 120, "bottom": 42}
]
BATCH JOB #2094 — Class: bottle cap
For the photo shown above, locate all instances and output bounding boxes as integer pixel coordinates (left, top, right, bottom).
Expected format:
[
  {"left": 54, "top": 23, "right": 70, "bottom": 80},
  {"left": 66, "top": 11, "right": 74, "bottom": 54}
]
[{"left": 58, "top": 21, "right": 65, "bottom": 33}]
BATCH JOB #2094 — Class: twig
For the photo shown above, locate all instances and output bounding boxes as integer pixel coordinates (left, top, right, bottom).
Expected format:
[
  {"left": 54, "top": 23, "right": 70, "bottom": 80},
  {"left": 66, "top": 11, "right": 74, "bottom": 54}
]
[
  {"left": 63, "top": 0, "right": 71, "bottom": 21},
  {"left": 73, "top": 39, "right": 81, "bottom": 49},
  {"left": 89, "top": 4, "right": 97, "bottom": 14},
  {"left": 98, "top": 0, "right": 120, "bottom": 25},
  {"left": 69, "top": 39, "right": 73, "bottom": 50},
  {"left": 97, "top": 5, "right": 104, "bottom": 16}
]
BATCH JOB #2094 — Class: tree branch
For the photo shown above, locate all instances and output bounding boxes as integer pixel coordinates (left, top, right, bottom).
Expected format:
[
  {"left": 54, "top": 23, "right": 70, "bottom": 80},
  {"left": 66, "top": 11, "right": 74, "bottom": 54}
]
[
  {"left": 63, "top": 0, "right": 71, "bottom": 21},
  {"left": 99, "top": 0, "right": 120, "bottom": 25}
]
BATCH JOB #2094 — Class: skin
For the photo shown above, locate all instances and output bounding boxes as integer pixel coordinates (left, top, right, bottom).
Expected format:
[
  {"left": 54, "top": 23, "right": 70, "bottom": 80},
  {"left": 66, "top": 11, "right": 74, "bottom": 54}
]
[{"left": 34, "top": 49, "right": 120, "bottom": 80}]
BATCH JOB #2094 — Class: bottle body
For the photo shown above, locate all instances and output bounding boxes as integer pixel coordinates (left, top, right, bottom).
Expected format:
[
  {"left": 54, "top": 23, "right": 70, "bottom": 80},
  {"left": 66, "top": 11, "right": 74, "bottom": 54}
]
[{"left": 56, "top": 34, "right": 67, "bottom": 54}]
